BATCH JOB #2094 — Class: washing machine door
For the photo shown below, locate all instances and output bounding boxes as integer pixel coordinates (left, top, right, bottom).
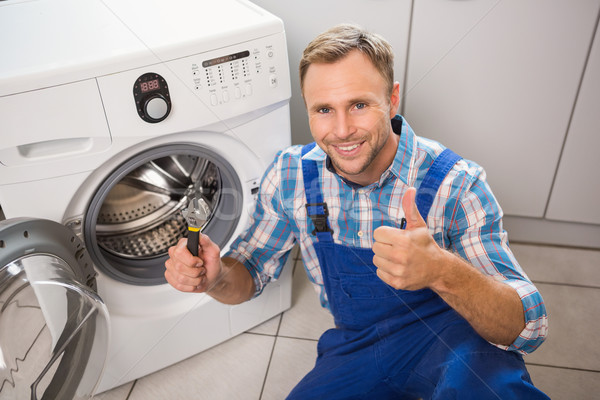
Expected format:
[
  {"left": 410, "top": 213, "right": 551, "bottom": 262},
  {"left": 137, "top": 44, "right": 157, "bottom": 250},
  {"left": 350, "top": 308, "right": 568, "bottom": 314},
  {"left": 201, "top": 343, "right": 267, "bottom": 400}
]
[{"left": 0, "top": 218, "right": 109, "bottom": 400}]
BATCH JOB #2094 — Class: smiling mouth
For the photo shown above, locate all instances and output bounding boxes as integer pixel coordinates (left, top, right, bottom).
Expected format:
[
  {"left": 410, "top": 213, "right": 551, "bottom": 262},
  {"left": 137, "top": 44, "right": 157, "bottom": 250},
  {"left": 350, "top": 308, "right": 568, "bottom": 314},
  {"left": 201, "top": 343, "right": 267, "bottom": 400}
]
[{"left": 337, "top": 143, "right": 360, "bottom": 151}]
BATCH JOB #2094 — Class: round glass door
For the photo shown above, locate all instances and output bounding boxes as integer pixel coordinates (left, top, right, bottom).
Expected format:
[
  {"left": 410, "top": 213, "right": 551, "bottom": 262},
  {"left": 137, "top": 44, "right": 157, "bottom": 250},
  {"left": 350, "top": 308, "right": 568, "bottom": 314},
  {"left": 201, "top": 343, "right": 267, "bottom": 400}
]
[{"left": 0, "top": 219, "right": 109, "bottom": 400}]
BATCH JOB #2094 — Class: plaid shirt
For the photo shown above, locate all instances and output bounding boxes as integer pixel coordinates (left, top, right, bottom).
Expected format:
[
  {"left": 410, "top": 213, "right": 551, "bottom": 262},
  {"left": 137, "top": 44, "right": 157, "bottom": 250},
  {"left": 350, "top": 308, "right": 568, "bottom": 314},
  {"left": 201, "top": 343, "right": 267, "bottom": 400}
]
[{"left": 226, "top": 115, "right": 547, "bottom": 354}]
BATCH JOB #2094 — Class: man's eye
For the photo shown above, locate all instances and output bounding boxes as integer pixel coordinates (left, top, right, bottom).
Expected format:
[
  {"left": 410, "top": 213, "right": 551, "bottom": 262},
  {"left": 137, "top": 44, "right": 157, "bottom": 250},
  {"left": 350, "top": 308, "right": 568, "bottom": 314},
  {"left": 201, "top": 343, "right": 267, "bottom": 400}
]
[
  {"left": 318, "top": 108, "right": 330, "bottom": 114},
  {"left": 355, "top": 103, "right": 366, "bottom": 109}
]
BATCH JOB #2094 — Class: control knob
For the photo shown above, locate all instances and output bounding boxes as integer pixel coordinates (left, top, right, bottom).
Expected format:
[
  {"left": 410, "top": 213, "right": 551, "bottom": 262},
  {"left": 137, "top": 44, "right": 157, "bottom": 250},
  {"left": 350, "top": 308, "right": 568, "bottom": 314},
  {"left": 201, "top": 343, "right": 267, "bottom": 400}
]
[{"left": 143, "top": 94, "right": 170, "bottom": 122}]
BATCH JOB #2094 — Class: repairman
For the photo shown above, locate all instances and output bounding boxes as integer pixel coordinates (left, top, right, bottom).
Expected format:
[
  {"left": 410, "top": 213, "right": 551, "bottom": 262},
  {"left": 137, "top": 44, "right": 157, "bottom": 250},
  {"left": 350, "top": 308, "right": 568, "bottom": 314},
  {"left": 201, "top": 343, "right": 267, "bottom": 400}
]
[{"left": 166, "top": 24, "right": 549, "bottom": 399}]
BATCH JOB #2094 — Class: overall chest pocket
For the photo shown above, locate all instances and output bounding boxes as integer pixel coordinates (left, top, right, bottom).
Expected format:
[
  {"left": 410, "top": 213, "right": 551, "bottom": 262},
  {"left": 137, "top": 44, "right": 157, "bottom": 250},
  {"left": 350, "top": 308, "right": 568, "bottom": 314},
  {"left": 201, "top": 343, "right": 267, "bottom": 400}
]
[{"left": 336, "top": 272, "right": 431, "bottom": 303}]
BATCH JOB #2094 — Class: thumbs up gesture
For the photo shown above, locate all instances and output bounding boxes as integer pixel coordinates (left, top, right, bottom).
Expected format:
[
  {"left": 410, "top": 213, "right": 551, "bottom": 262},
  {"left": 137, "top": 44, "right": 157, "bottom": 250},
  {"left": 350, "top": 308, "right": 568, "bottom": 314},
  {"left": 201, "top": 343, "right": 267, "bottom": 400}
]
[{"left": 373, "top": 187, "right": 444, "bottom": 291}]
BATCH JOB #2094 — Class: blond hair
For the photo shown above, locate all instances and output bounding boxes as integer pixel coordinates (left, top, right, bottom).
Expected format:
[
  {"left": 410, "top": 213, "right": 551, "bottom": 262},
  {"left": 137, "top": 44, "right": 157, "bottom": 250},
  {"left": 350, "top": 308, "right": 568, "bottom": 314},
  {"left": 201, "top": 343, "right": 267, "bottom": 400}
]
[{"left": 299, "top": 24, "right": 395, "bottom": 95}]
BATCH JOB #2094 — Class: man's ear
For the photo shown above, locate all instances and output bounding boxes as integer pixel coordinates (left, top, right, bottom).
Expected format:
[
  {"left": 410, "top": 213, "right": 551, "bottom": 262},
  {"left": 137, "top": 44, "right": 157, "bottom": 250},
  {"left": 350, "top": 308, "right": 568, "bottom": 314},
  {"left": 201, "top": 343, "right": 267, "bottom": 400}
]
[{"left": 389, "top": 81, "right": 401, "bottom": 118}]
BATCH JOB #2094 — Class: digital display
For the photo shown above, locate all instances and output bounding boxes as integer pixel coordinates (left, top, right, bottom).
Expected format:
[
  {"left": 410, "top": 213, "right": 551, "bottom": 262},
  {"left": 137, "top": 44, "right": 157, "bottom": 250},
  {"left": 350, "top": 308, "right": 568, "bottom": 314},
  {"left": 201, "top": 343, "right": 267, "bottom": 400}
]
[
  {"left": 202, "top": 50, "right": 250, "bottom": 68},
  {"left": 140, "top": 79, "right": 160, "bottom": 93}
]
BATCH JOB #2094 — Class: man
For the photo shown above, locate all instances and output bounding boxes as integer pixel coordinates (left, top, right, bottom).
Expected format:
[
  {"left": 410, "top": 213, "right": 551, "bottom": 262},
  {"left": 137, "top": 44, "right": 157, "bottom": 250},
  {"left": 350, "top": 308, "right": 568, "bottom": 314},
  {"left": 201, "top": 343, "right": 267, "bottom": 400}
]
[{"left": 166, "top": 24, "right": 549, "bottom": 399}]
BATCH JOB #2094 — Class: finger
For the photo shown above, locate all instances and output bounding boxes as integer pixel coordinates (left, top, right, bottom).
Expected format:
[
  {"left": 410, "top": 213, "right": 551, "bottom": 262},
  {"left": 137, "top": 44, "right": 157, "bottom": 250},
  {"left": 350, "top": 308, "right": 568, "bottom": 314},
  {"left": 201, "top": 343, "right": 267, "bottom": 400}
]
[
  {"left": 372, "top": 251, "right": 407, "bottom": 273},
  {"left": 402, "top": 187, "right": 427, "bottom": 229},
  {"left": 373, "top": 226, "right": 412, "bottom": 250},
  {"left": 169, "top": 239, "right": 198, "bottom": 264},
  {"left": 167, "top": 241, "right": 206, "bottom": 274},
  {"left": 173, "top": 243, "right": 202, "bottom": 267},
  {"left": 168, "top": 238, "right": 186, "bottom": 258},
  {"left": 372, "top": 241, "right": 401, "bottom": 264},
  {"left": 375, "top": 267, "right": 405, "bottom": 290},
  {"left": 372, "top": 253, "right": 392, "bottom": 271},
  {"left": 164, "top": 268, "right": 205, "bottom": 292},
  {"left": 373, "top": 225, "right": 398, "bottom": 244},
  {"left": 197, "top": 232, "right": 217, "bottom": 257},
  {"left": 165, "top": 255, "right": 206, "bottom": 280}
]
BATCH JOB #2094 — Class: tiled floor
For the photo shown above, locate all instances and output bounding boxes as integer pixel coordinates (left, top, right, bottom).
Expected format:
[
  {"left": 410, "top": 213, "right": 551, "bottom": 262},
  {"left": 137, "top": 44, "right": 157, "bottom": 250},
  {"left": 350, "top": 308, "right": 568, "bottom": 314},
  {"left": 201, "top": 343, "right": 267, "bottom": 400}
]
[{"left": 93, "top": 243, "right": 600, "bottom": 400}]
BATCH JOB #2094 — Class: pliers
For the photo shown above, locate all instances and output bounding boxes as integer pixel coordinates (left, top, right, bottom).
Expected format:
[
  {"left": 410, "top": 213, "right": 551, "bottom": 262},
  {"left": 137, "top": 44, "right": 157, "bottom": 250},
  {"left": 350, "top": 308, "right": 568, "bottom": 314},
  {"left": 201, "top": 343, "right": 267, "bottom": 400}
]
[{"left": 182, "top": 196, "right": 211, "bottom": 256}]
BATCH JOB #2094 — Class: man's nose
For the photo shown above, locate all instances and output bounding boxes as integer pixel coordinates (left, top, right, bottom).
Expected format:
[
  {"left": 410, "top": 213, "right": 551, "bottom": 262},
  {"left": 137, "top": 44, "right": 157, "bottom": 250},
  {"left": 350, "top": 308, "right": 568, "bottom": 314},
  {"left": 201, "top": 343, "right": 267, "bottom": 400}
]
[{"left": 333, "top": 112, "right": 355, "bottom": 139}]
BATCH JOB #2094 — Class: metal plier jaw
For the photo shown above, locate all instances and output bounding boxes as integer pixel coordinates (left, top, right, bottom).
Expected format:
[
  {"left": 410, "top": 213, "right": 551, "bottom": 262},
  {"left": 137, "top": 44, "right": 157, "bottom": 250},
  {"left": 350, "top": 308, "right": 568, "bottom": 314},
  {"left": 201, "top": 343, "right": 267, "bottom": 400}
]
[{"left": 182, "top": 197, "right": 210, "bottom": 256}]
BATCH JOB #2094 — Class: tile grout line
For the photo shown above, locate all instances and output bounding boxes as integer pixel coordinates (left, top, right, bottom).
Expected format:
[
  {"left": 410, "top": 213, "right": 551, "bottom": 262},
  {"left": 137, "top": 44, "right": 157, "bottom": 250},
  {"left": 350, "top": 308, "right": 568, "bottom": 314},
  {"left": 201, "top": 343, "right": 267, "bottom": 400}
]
[
  {"left": 271, "top": 334, "right": 319, "bottom": 343},
  {"left": 525, "top": 362, "right": 600, "bottom": 374},
  {"left": 510, "top": 240, "right": 600, "bottom": 252},
  {"left": 124, "top": 379, "right": 137, "bottom": 400},
  {"left": 258, "top": 313, "right": 285, "bottom": 399},
  {"left": 259, "top": 247, "right": 309, "bottom": 399},
  {"left": 531, "top": 280, "right": 600, "bottom": 290}
]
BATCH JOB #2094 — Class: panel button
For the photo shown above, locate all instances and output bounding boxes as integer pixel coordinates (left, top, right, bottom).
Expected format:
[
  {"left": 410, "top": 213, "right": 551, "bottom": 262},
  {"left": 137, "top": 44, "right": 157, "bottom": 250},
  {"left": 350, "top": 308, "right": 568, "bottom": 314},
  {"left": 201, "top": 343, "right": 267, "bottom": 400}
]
[
  {"left": 269, "top": 74, "right": 278, "bottom": 88},
  {"left": 210, "top": 93, "right": 218, "bottom": 106}
]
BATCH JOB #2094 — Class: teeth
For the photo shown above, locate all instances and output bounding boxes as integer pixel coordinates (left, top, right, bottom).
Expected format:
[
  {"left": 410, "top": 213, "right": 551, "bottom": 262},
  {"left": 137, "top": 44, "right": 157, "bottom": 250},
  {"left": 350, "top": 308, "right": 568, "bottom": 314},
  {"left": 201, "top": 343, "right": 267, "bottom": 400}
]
[{"left": 338, "top": 143, "right": 359, "bottom": 151}]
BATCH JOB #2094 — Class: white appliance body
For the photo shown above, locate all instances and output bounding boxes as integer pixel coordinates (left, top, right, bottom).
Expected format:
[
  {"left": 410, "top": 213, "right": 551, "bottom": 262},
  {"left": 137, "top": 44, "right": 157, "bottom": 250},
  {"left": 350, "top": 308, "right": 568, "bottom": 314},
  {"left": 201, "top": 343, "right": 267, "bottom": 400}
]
[{"left": 0, "top": 0, "right": 292, "bottom": 394}]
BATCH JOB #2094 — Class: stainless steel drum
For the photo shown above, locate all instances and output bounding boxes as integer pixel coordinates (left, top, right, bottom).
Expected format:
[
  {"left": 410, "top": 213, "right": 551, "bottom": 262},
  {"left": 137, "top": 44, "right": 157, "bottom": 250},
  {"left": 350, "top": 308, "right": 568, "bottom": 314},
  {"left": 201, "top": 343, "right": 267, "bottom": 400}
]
[
  {"left": 95, "top": 155, "right": 220, "bottom": 259},
  {"left": 83, "top": 143, "right": 243, "bottom": 286}
]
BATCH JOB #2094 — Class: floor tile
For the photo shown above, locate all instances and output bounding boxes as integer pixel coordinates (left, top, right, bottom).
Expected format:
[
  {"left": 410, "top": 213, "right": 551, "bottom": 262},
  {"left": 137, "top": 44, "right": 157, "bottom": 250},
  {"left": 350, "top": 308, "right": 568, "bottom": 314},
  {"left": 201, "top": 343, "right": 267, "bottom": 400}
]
[
  {"left": 525, "top": 283, "right": 600, "bottom": 371},
  {"left": 128, "top": 333, "right": 275, "bottom": 400},
  {"left": 526, "top": 364, "right": 600, "bottom": 400},
  {"left": 510, "top": 243, "right": 600, "bottom": 287},
  {"left": 278, "top": 260, "right": 335, "bottom": 340},
  {"left": 92, "top": 382, "right": 133, "bottom": 400},
  {"left": 260, "top": 337, "right": 318, "bottom": 400},
  {"left": 92, "top": 243, "right": 600, "bottom": 400},
  {"left": 248, "top": 314, "right": 282, "bottom": 336}
]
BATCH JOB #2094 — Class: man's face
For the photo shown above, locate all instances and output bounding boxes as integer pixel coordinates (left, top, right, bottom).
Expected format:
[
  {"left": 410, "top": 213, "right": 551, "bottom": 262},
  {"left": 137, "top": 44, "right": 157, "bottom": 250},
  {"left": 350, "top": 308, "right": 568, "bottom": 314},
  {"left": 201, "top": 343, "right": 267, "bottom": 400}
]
[{"left": 303, "top": 50, "right": 400, "bottom": 186}]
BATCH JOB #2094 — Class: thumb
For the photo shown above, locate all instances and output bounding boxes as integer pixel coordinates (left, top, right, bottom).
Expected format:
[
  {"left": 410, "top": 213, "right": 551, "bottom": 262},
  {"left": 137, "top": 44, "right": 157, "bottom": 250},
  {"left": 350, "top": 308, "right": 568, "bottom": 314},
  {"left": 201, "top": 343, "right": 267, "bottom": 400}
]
[
  {"left": 402, "top": 187, "right": 427, "bottom": 229},
  {"left": 199, "top": 233, "right": 221, "bottom": 261}
]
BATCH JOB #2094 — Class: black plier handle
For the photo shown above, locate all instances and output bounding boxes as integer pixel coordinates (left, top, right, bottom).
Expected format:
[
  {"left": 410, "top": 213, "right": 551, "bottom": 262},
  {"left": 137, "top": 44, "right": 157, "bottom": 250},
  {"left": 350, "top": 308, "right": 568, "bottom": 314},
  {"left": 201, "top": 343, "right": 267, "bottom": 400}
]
[
  {"left": 182, "top": 197, "right": 211, "bottom": 257},
  {"left": 186, "top": 225, "right": 201, "bottom": 256}
]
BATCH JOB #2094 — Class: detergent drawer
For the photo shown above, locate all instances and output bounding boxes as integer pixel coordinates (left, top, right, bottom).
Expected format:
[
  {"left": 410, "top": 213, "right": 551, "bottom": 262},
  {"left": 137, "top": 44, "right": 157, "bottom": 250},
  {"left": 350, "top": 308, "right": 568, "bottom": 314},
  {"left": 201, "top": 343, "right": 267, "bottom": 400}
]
[{"left": 0, "top": 79, "right": 112, "bottom": 170}]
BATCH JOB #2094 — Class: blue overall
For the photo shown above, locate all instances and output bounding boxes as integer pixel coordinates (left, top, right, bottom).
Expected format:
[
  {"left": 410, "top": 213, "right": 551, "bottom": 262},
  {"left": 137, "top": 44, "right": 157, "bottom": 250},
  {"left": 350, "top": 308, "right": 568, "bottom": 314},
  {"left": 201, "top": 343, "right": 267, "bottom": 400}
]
[{"left": 287, "top": 143, "right": 548, "bottom": 399}]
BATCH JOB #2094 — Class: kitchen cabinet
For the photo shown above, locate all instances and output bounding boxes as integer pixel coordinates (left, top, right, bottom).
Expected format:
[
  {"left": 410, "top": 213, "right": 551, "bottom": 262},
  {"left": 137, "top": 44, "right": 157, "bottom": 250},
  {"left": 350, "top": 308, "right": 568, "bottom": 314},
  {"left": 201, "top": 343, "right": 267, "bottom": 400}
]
[
  {"left": 403, "top": 0, "right": 600, "bottom": 218},
  {"left": 546, "top": 22, "right": 600, "bottom": 225}
]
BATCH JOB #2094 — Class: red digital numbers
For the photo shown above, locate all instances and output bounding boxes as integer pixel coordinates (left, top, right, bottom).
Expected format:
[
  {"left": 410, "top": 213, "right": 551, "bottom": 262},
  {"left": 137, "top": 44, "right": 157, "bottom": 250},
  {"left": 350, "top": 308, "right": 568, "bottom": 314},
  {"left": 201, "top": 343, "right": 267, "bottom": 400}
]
[{"left": 140, "top": 79, "right": 160, "bottom": 93}]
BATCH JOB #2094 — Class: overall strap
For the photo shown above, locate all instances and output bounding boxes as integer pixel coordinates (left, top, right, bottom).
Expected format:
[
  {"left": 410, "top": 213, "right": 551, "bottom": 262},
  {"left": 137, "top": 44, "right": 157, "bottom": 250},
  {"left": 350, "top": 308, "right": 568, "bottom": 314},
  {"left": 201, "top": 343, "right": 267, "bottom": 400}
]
[
  {"left": 301, "top": 143, "right": 333, "bottom": 242},
  {"left": 415, "top": 148, "right": 462, "bottom": 219}
]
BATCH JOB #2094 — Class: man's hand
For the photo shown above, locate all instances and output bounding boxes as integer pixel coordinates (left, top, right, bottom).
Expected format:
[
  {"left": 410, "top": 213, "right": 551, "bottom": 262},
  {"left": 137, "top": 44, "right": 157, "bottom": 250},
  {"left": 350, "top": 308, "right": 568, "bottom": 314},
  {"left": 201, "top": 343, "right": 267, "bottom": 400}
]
[
  {"left": 372, "top": 187, "right": 445, "bottom": 291},
  {"left": 373, "top": 187, "right": 525, "bottom": 346},
  {"left": 165, "top": 233, "right": 223, "bottom": 293},
  {"left": 165, "top": 234, "right": 256, "bottom": 305}
]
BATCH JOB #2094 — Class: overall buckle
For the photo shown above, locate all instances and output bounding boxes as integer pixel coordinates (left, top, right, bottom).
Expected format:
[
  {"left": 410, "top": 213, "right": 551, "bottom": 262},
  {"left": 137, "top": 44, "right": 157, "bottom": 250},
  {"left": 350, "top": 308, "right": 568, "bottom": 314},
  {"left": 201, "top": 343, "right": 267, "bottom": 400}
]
[{"left": 305, "top": 202, "right": 333, "bottom": 235}]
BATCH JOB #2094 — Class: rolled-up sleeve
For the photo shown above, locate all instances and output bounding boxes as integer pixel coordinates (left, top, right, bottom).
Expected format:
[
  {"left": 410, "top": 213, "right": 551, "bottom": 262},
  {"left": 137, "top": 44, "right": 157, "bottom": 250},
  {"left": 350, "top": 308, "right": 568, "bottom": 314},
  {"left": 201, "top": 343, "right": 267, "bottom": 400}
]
[{"left": 502, "top": 279, "right": 548, "bottom": 353}]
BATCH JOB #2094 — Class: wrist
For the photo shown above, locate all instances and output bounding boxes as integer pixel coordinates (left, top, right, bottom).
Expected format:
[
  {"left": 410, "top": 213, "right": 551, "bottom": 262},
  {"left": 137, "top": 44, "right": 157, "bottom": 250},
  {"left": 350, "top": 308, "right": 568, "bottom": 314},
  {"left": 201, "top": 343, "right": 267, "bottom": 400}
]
[
  {"left": 428, "top": 248, "right": 459, "bottom": 295},
  {"left": 206, "top": 259, "right": 226, "bottom": 295}
]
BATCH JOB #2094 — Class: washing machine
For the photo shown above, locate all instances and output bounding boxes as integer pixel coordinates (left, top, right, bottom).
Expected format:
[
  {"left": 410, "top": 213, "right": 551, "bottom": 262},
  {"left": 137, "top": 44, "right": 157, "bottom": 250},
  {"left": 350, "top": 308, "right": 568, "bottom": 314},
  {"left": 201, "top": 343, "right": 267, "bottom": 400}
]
[{"left": 0, "top": 0, "right": 293, "bottom": 397}]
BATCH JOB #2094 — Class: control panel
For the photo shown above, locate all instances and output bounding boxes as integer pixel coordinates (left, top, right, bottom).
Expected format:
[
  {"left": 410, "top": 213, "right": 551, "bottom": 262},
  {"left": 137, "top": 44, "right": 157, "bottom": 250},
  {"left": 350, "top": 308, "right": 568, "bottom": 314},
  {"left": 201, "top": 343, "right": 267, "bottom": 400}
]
[
  {"left": 99, "top": 32, "right": 290, "bottom": 132},
  {"left": 133, "top": 72, "right": 172, "bottom": 123},
  {"left": 185, "top": 37, "right": 287, "bottom": 114}
]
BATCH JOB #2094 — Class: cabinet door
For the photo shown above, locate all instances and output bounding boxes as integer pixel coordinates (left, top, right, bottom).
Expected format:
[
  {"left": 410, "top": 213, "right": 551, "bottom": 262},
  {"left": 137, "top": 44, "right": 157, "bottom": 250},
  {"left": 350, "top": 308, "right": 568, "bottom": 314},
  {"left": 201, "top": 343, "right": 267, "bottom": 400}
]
[
  {"left": 404, "top": 0, "right": 600, "bottom": 217},
  {"left": 546, "top": 23, "right": 600, "bottom": 225},
  {"left": 250, "top": 0, "right": 413, "bottom": 146}
]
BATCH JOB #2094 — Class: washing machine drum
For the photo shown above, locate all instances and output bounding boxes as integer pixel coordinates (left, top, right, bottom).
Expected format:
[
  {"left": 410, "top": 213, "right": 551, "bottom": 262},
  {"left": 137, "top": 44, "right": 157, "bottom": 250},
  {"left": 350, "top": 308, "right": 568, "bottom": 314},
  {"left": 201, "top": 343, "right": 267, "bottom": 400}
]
[
  {"left": 83, "top": 143, "right": 244, "bottom": 286},
  {"left": 0, "top": 218, "right": 109, "bottom": 400}
]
